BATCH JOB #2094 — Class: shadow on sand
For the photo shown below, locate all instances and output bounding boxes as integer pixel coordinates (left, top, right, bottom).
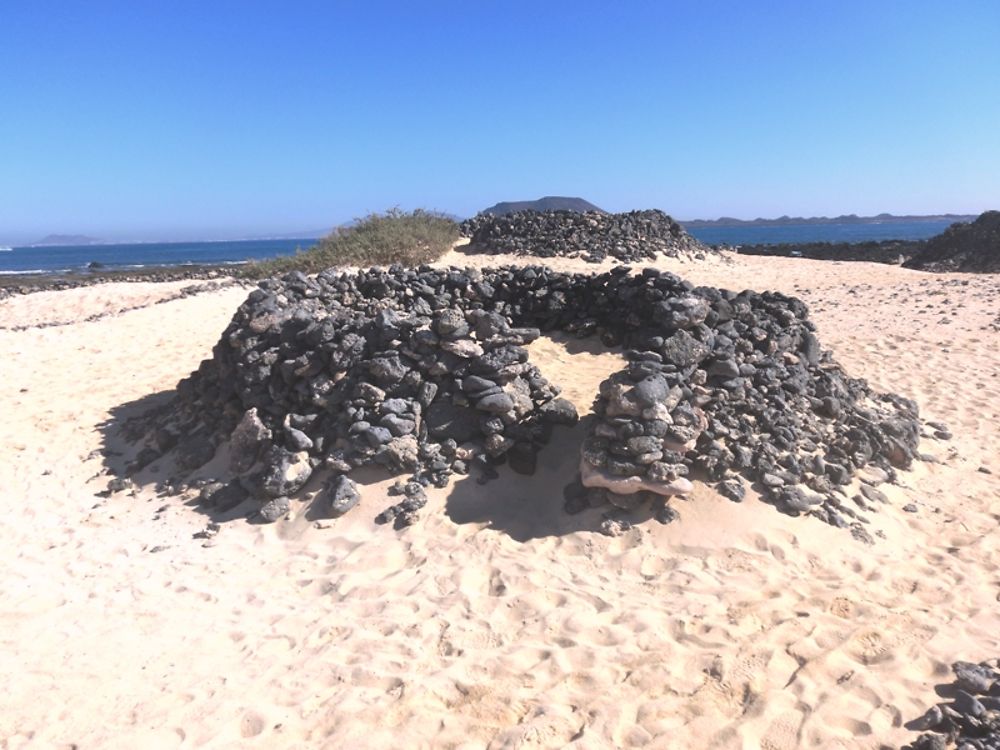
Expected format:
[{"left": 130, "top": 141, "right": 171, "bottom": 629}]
[
  {"left": 94, "top": 387, "right": 263, "bottom": 526},
  {"left": 443, "top": 417, "right": 659, "bottom": 542},
  {"left": 96, "top": 388, "right": 177, "bottom": 477},
  {"left": 95, "top": 391, "right": 655, "bottom": 540}
]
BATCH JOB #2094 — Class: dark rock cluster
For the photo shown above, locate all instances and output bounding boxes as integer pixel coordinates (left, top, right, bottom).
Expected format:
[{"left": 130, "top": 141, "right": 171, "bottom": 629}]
[
  {"left": 460, "top": 209, "right": 712, "bottom": 263},
  {"left": 0, "top": 264, "right": 238, "bottom": 302},
  {"left": 736, "top": 239, "right": 914, "bottom": 265},
  {"left": 133, "top": 264, "right": 924, "bottom": 533},
  {"left": 904, "top": 211, "right": 1000, "bottom": 273},
  {"left": 906, "top": 659, "right": 1000, "bottom": 749}
]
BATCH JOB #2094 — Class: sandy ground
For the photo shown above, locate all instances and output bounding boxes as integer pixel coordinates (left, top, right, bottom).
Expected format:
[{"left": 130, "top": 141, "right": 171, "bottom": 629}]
[{"left": 1, "top": 254, "right": 998, "bottom": 749}]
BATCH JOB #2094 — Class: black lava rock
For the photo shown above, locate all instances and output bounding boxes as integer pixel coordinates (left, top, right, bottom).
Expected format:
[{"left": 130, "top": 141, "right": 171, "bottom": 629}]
[
  {"left": 904, "top": 658, "right": 1000, "bottom": 750},
  {"left": 461, "top": 209, "right": 713, "bottom": 264},
  {"left": 144, "top": 263, "right": 926, "bottom": 535},
  {"left": 326, "top": 475, "right": 361, "bottom": 516}
]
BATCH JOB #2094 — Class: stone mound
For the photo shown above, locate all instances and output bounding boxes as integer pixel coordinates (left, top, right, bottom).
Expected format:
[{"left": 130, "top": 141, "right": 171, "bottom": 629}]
[
  {"left": 904, "top": 659, "right": 1000, "bottom": 749},
  {"left": 904, "top": 211, "right": 1000, "bottom": 273},
  {"left": 460, "top": 209, "right": 712, "bottom": 263},
  {"left": 131, "top": 265, "right": 925, "bottom": 534}
]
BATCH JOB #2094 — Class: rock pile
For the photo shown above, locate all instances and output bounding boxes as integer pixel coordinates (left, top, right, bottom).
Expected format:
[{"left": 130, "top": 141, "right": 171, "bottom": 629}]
[
  {"left": 132, "top": 264, "right": 924, "bottom": 534},
  {"left": 904, "top": 211, "right": 1000, "bottom": 273},
  {"left": 460, "top": 209, "right": 712, "bottom": 263},
  {"left": 906, "top": 659, "right": 1000, "bottom": 749}
]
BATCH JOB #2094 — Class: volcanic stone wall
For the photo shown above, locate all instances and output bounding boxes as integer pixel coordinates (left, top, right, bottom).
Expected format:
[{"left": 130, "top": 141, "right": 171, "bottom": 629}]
[
  {"left": 460, "top": 209, "right": 712, "bottom": 263},
  {"left": 142, "top": 265, "right": 922, "bottom": 534}
]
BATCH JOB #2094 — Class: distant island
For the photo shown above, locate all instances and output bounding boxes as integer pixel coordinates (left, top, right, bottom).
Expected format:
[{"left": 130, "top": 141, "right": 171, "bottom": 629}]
[
  {"left": 31, "top": 234, "right": 103, "bottom": 246},
  {"left": 682, "top": 213, "right": 977, "bottom": 228},
  {"left": 479, "top": 196, "right": 604, "bottom": 215},
  {"left": 251, "top": 229, "right": 328, "bottom": 240}
]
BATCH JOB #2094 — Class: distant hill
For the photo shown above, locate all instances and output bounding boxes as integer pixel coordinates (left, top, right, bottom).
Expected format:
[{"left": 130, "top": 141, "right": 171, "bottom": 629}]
[
  {"left": 683, "top": 213, "right": 977, "bottom": 228},
  {"left": 31, "top": 234, "right": 102, "bottom": 246},
  {"left": 479, "top": 196, "right": 604, "bottom": 216},
  {"left": 903, "top": 211, "right": 1000, "bottom": 273}
]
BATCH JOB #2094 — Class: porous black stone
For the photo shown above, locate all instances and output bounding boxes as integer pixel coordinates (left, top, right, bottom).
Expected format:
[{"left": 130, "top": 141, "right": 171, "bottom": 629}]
[
  {"left": 904, "top": 659, "right": 1000, "bottom": 750},
  {"left": 461, "top": 209, "right": 713, "bottom": 264},
  {"left": 143, "top": 264, "right": 926, "bottom": 535},
  {"left": 326, "top": 475, "right": 361, "bottom": 516},
  {"left": 258, "top": 496, "right": 290, "bottom": 523}
]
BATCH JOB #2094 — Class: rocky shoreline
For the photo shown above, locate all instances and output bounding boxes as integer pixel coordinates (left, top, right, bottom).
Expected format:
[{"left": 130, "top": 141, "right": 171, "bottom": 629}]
[
  {"left": 0, "top": 263, "right": 239, "bottom": 301},
  {"left": 734, "top": 211, "right": 1000, "bottom": 272},
  {"left": 735, "top": 239, "right": 916, "bottom": 265}
]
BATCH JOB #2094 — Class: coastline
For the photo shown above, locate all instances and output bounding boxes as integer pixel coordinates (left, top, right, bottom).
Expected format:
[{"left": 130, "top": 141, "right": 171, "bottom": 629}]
[
  {"left": 734, "top": 239, "right": 917, "bottom": 264},
  {"left": 0, "top": 263, "right": 241, "bottom": 300}
]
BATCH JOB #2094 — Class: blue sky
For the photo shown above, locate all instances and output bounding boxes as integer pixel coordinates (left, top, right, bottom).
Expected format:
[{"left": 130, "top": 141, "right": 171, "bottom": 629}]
[{"left": 1, "top": 1, "right": 998, "bottom": 243}]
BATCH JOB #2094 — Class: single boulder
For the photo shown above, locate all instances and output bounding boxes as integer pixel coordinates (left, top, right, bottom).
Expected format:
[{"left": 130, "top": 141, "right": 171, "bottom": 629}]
[
  {"left": 260, "top": 448, "right": 313, "bottom": 498},
  {"left": 426, "top": 402, "right": 481, "bottom": 443},
  {"left": 259, "top": 496, "right": 290, "bottom": 523},
  {"left": 230, "top": 408, "right": 271, "bottom": 473},
  {"left": 326, "top": 475, "right": 361, "bottom": 515}
]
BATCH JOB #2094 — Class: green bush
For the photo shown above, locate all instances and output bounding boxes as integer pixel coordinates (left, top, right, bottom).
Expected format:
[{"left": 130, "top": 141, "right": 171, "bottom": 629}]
[{"left": 239, "top": 208, "right": 460, "bottom": 278}]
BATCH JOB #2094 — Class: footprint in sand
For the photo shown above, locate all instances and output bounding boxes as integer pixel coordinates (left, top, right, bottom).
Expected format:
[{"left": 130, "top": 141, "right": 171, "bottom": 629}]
[
  {"left": 489, "top": 568, "right": 508, "bottom": 596},
  {"left": 826, "top": 714, "right": 873, "bottom": 737},
  {"left": 828, "top": 596, "right": 855, "bottom": 619},
  {"left": 240, "top": 710, "right": 266, "bottom": 738},
  {"left": 760, "top": 711, "right": 804, "bottom": 750}
]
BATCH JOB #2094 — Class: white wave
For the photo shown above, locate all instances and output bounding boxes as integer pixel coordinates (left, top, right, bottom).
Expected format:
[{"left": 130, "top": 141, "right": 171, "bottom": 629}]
[
  {"left": 0, "top": 268, "right": 62, "bottom": 275},
  {"left": 0, "top": 247, "right": 13, "bottom": 252}
]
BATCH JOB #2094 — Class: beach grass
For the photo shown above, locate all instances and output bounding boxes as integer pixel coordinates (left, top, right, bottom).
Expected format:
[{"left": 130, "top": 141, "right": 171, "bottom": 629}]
[{"left": 239, "top": 208, "right": 460, "bottom": 278}]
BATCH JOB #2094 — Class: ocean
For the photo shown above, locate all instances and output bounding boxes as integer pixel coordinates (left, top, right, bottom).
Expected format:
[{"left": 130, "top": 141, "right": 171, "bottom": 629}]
[
  {"left": 0, "top": 219, "right": 965, "bottom": 275},
  {"left": 683, "top": 219, "right": 958, "bottom": 246},
  {"left": 0, "top": 238, "right": 317, "bottom": 275}
]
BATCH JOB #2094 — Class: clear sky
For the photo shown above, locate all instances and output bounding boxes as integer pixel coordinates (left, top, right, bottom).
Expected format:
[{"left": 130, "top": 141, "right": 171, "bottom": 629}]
[{"left": 2, "top": 1, "right": 998, "bottom": 243}]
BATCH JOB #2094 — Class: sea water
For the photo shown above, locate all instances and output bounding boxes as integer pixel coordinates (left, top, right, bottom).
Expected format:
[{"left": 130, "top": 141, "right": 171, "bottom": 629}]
[
  {"left": 0, "top": 220, "right": 967, "bottom": 275},
  {"left": 0, "top": 238, "right": 316, "bottom": 275}
]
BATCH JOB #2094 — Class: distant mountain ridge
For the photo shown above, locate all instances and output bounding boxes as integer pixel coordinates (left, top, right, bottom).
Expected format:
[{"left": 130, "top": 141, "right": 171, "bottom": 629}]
[
  {"left": 31, "top": 234, "right": 102, "bottom": 246},
  {"left": 252, "top": 229, "right": 328, "bottom": 240},
  {"left": 683, "top": 213, "right": 977, "bottom": 228},
  {"left": 479, "top": 196, "right": 604, "bottom": 216}
]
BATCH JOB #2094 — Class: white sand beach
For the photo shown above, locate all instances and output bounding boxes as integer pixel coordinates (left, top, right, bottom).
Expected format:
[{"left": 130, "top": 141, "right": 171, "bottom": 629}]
[{"left": 2, "top": 255, "right": 998, "bottom": 749}]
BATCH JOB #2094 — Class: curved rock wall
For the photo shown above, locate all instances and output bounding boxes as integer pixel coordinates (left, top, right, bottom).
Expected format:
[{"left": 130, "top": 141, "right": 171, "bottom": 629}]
[{"left": 140, "top": 265, "right": 922, "bottom": 534}]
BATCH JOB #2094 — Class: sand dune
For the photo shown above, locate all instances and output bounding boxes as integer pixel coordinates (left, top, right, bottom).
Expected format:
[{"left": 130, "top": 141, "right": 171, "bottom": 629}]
[{"left": 1, "top": 255, "right": 998, "bottom": 748}]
